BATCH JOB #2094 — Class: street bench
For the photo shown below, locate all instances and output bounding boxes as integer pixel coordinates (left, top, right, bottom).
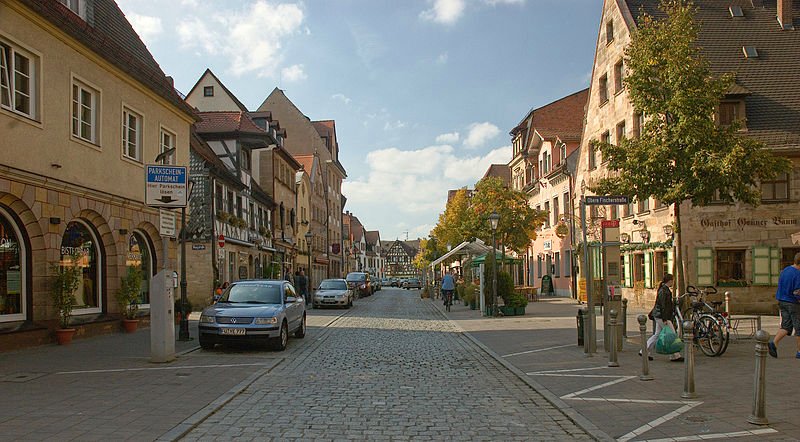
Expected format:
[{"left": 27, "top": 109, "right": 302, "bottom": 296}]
[{"left": 729, "top": 315, "right": 762, "bottom": 341}]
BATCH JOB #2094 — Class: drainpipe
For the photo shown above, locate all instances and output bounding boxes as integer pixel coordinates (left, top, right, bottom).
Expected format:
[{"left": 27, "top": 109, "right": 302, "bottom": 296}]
[{"left": 567, "top": 169, "right": 578, "bottom": 300}]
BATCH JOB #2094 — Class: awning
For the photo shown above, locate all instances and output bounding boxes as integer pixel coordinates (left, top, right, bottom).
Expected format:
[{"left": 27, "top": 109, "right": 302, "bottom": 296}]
[
  {"left": 470, "top": 251, "right": 521, "bottom": 267},
  {"left": 429, "top": 240, "right": 492, "bottom": 269}
]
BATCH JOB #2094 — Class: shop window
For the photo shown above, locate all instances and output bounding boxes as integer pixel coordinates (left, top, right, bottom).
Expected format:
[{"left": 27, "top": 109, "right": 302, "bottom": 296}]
[
  {"left": 761, "top": 173, "right": 789, "bottom": 202},
  {"left": 716, "top": 249, "right": 746, "bottom": 285},
  {"left": 0, "top": 209, "right": 25, "bottom": 321},
  {"left": 72, "top": 79, "right": 99, "bottom": 144},
  {"left": 622, "top": 254, "right": 630, "bottom": 287},
  {"left": 122, "top": 107, "right": 142, "bottom": 161},
  {"left": 0, "top": 39, "right": 38, "bottom": 119},
  {"left": 127, "top": 232, "right": 153, "bottom": 306},
  {"left": 60, "top": 221, "right": 101, "bottom": 313}
]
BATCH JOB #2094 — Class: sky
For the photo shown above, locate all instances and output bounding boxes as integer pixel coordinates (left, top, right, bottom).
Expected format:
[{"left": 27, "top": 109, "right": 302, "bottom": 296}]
[{"left": 117, "top": 0, "right": 602, "bottom": 242}]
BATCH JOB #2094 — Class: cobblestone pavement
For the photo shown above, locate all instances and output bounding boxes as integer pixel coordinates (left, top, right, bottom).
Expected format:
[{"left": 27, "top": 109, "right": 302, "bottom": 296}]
[{"left": 181, "top": 288, "right": 593, "bottom": 441}]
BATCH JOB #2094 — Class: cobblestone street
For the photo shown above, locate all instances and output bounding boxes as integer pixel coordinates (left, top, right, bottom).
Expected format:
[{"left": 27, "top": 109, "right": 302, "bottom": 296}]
[{"left": 181, "top": 288, "right": 592, "bottom": 441}]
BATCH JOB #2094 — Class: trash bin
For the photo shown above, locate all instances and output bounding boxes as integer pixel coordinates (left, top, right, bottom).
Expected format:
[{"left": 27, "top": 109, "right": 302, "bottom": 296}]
[{"left": 577, "top": 308, "right": 586, "bottom": 347}]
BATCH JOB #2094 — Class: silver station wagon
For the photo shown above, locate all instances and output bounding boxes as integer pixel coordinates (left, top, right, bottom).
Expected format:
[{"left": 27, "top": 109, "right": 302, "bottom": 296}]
[
  {"left": 199, "top": 280, "right": 306, "bottom": 351},
  {"left": 313, "top": 278, "right": 354, "bottom": 309}
]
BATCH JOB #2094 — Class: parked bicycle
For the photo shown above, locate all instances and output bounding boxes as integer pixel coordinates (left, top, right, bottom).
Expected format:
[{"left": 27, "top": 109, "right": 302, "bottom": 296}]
[{"left": 674, "top": 285, "right": 730, "bottom": 357}]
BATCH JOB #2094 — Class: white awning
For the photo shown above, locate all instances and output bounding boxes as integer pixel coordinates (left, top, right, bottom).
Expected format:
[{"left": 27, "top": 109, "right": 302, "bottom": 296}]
[{"left": 429, "top": 239, "right": 492, "bottom": 268}]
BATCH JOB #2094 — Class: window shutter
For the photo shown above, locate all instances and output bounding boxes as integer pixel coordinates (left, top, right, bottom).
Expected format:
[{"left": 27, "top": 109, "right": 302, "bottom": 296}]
[
  {"left": 696, "top": 248, "right": 714, "bottom": 286},
  {"left": 752, "top": 246, "right": 771, "bottom": 286},
  {"left": 644, "top": 252, "right": 653, "bottom": 289},
  {"left": 667, "top": 249, "right": 674, "bottom": 275},
  {"left": 770, "top": 247, "right": 781, "bottom": 286},
  {"left": 624, "top": 253, "right": 632, "bottom": 288}
]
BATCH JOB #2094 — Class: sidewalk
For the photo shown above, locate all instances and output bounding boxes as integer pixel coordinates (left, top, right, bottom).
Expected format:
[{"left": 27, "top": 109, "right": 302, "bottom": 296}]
[{"left": 431, "top": 296, "right": 799, "bottom": 442}]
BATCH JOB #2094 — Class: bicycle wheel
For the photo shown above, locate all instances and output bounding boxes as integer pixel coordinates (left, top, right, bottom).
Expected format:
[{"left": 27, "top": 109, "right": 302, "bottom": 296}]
[
  {"left": 696, "top": 315, "right": 725, "bottom": 357},
  {"left": 713, "top": 314, "right": 731, "bottom": 356}
]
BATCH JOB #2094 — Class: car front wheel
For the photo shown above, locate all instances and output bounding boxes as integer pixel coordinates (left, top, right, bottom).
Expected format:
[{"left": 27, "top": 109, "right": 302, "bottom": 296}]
[{"left": 272, "top": 321, "right": 289, "bottom": 351}]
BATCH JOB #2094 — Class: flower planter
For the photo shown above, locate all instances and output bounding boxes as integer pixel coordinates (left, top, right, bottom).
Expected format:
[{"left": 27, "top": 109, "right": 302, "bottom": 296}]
[
  {"left": 515, "top": 307, "right": 526, "bottom": 315},
  {"left": 122, "top": 319, "right": 139, "bottom": 333},
  {"left": 55, "top": 328, "right": 76, "bottom": 346},
  {"left": 500, "top": 306, "right": 517, "bottom": 316}
]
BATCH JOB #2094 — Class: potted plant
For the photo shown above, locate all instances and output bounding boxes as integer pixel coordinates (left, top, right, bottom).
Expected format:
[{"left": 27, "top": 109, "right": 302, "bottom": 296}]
[
  {"left": 216, "top": 211, "right": 230, "bottom": 223},
  {"left": 50, "top": 258, "right": 81, "bottom": 345},
  {"left": 116, "top": 266, "right": 143, "bottom": 333}
]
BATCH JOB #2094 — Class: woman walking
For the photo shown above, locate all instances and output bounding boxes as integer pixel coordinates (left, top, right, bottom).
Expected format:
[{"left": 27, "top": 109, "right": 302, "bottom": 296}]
[{"left": 643, "top": 273, "right": 684, "bottom": 362}]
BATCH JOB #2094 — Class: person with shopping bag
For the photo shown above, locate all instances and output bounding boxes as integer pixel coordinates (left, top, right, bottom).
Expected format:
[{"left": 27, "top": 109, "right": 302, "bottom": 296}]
[{"left": 642, "top": 273, "right": 684, "bottom": 362}]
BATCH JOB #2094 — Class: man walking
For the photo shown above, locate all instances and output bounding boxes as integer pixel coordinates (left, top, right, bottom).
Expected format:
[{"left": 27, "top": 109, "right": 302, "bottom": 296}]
[{"left": 769, "top": 252, "right": 800, "bottom": 359}]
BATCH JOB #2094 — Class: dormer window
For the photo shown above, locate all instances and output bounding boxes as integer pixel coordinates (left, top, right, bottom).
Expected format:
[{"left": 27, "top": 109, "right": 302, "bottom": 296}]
[
  {"left": 58, "top": 0, "right": 86, "bottom": 19},
  {"left": 718, "top": 100, "right": 746, "bottom": 128}
]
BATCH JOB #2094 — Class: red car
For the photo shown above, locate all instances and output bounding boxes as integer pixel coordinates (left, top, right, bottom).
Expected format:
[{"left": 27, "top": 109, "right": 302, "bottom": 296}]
[{"left": 345, "top": 272, "right": 372, "bottom": 297}]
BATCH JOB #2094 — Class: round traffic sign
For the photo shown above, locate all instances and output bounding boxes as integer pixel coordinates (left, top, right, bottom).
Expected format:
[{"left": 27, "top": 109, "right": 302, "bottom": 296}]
[{"left": 218, "top": 234, "right": 225, "bottom": 248}]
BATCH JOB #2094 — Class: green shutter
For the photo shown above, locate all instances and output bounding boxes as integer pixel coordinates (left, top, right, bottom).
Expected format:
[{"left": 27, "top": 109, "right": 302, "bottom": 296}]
[
  {"left": 667, "top": 249, "right": 674, "bottom": 275},
  {"left": 624, "top": 253, "right": 632, "bottom": 288},
  {"left": 770, "top": 247, "right": 781, "bottom": 286},
  {"left": 696, "top": 248, "right": 714, "bottom": 286},
  {"left": 752, "top": 246, "right": 771, "bottom": 286},
  {"left": 644, "top": 252, "right": 653, "bottom": 288}
]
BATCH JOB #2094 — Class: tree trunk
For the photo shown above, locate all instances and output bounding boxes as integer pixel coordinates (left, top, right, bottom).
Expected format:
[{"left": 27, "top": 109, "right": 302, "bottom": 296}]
[{"left": 674, "top": 202, "right": 684, "bottom": 298}]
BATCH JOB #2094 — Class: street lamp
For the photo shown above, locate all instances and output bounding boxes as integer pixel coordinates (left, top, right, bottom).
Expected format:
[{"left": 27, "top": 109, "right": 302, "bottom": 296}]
[
  {"left": 305, "top": 231, "right": 313, "bottom": 306},
  {"left": 488, "top": 211, "right": 500, "bottom": 317},
  {"left": 178, "top": 179, "right": 195, "bottom": 341}
]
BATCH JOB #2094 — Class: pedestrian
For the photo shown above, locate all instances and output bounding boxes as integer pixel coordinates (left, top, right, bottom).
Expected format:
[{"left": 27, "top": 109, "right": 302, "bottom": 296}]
[
  {"left": 298, "top": 268, "right": 309, "bottom": 300},
  {"left": 643, "top": 273, "right": 683, "bottom": 362},
  {"left": 441, "top": 270, "right": 456, "bottom": 307},
  {"left": 768, "top": 252, "right": 800, "bottom": 359}
]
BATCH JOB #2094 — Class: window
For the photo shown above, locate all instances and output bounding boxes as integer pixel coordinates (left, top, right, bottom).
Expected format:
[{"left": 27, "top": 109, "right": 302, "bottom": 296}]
[
  {"left": 633, "top": 113, "right": 643, "bottom": 138},
  {"left": 537, "top": 256, "right": 542, "bottom": 277},
  {"left": 544, "top": 202, "right": 550, "bottom": 228},
  {"left": 633, "top": 253, "right": 645, "bottom": 284},
  {"left": 0, "top": 41, "right": 36, "bottom": 118},
  {"left": 559, "top": 143, "right": 567, "bottom": 164},
  {"left": 60, "top": 221, "right": 101, "bottom": 313},
  {"left": 589, "top": 142, "right": 597, "bottom": 170},
  {"left": 236, "top": 195, "right": 242, "bottom": 218},
  {"left": 610, "top": 205, "right": 618, "bottom": 220},
  {"left": 654, "top": 251, "right": 668, "bottom": 283},
  {"left": 249, "top": 202, "right": 255, "bottom": 228},
  {"left": 122, "top": 107, "right": 142, "bottom": 161},
  {"left": 614, "top": 60, "right": 623, "bottom": 93},
  {"left": 565, "top": 251, "right": 572, "bottom": 277},
  {"left": 717, "top": 249, "right": 746, "bottom": 283},
  {"left": 0, "top": 209, "right": 25, "bottom": 322},
  {"left": 226, "top": 190, "right": 234, "bottom": 214},
  {"left": 72, "top": 79, "right": 98, "bottom": 143},
  {"left": 624, "top": 202, "right": 633, "bottom": 216},
  {"left": 160, "top": 128, "right": 176, "bottom": 165},
  {"left": 215, "top": 184, "right": 223, "bottom": 213},
  {"left": 606, "top": 20, "right": 614, "bottom": 44},
  {"left": 616, "top": 121, "right": 626, "bottom": 143},
  {"left": 58, "top": 0, "right": 85, "bottom": 18},
  {"left": 718, "top": 102, "right": 739, "bottom": 126},
  {"left": 563, "top": 192, "right": 570, "bottom": 218},
  {"left": 780, "top": 248, "right": 800, "bottom": 273},
  {"left": 638, "top": 198, "right": 650, "bottom": 213},
  {"left": 203, "top": 86, "right": 214, "bottom": 97},
  {"left": 589, "top": 204, "right": 599, "bottom": 220},
  {"left": 554, "top": 252, "right": 561, "bottom": 277},
  {"left": 553, "top": 197, "right": 559, "bottom": 224},
  {"left": 599, "top": 74, "right": 609, "bottom": 104},
  {"left": 241, "top": 149, "right": 251, "bottom": 171},
  {"left": 761, "top": 173, "right": 789, "bottom": 201}
]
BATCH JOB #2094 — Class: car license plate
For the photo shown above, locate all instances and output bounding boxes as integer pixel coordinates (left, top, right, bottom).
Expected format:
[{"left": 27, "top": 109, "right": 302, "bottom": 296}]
[{"left": 221, "top": 328, "right": 245, "bottom": 336}]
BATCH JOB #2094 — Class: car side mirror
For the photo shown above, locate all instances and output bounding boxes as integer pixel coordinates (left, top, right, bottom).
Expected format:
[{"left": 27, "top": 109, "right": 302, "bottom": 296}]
[{"left": 285, "top": 296, "right": 298, "bottom": 303}]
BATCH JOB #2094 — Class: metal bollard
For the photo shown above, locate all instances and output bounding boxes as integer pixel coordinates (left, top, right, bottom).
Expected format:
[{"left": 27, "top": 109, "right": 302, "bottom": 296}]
[
  {"left": 748, "top": 329, "right": 770, "bottom": 425},
  {"left": 638, "top": 315, "right": 653, "bottom": 381},
  {"left": 622, "top": 298, "right": 628, "bottom": 338},
  {"left": 577, "top": 308, "right": 586, "bottom": 347},
  {"left": 583, "top": 307, "right": 593, "bottom": 357},
  {"left": 681, "top": 320, "right": 696, "bottom": 399},
  {"left": 608, "top": 309, "right": 619, "bottom": 367},
  {"left": 725, "top": 291, "right": 731, "bottom": 314}
]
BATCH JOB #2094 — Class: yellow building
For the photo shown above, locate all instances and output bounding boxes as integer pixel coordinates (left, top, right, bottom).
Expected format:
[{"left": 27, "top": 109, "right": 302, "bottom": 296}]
[{"left": 0, "top": 0, "right": 195, "bottom": 348}]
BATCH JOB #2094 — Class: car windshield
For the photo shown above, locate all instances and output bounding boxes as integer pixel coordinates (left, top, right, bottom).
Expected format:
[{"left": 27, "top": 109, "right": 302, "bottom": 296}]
[
  {"left": 320, "top": 280, "right": 348, "bottom": 290},
  {"left": 346, "top": 273, "right": 366, "bottom": 282},
  {"left": 221, "top": 284, "right": 282, "bottom": 304}
]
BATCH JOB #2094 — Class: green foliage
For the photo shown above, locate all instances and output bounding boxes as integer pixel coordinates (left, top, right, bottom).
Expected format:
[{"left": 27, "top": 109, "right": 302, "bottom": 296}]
[
  {"left": 413, "top": 237, "right": 444, "bottom": 270},
  {"left": 620, "top": 240, "right": 673, "bottom": 252},
  {"left": 504, "top": 290, "right": 529, "bottom": 309},
  {"left": 591, "top": 0, "right": 789, "bottom": 206},
  {"left": 115, "top": 266, "right": 143, "bottom": 320},
  {"left": 482, "top": 253, "right": 516, "bottom": 305},
  {"left": 459, "top": 282, "right": 477, "bottom": 305},
  {"left": 431, "top": 188, "right": 475, "bottom": 250},
  {"left": 50, "top": 258, "right": 82, "bottom": 329}
]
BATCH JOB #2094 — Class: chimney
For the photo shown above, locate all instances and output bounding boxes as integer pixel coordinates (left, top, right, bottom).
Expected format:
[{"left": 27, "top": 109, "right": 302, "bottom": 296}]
[{"left": 778, "top": 0, "right": 794, "bottom": 30}]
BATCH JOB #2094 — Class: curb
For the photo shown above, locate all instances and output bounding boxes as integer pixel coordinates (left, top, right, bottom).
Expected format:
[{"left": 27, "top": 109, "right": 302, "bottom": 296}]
[{"left": 424, "top": 298, "right": 615, "bottom": 442}]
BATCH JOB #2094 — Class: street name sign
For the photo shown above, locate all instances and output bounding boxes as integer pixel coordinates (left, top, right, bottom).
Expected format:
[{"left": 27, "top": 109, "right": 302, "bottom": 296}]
[
  {"left": 585, "top": 195, "right": 629, "bottom": 205},
  {"left": 146, "top": 165, "right": 187, "bottom": 208}
]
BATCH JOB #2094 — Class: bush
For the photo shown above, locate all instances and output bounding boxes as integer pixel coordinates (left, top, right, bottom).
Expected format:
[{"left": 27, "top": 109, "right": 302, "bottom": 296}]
[
  {"left": 504, "top": 290, "right": 528, "bottom": 309},
  {"left": 116, "top": 266, "right": 142, "bottom": 320},
  {"left": 482, "top": 253, "right": 516, "bottom": 306},
  {"left": 460, "top": 282, "right": 477, "bottom": 305}
]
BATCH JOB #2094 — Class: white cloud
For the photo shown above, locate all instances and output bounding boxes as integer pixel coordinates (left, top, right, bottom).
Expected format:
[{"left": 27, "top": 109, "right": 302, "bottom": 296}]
[
  {"left": 420, "top": 0, "right": 466, "bottom": 25},
  {"left": 436, "top": 52, "right": 449, "bottom": 65},
  {"left": 384, "top": 120, "right": 408, "bottom": 131},
  {"left": 463, "top": 122, "right": 501, "bottom": 149},
  {"left": 126, "top": 13, "right": 163, "bottom": 45},
  {"left": 483, "top": 0, "right": 525, "bottom": 5},
  {"left": 331, "top": 93, "right": 352, "bottom": 105},
  {"left": 281, "top": 64, "right": 307, "bottom": 82},
  {"left": 177, "top": 1, "right": 305, "bottom": 77},
  {"left": 435, "top": 132, "right": 460, "bottom": 144}
]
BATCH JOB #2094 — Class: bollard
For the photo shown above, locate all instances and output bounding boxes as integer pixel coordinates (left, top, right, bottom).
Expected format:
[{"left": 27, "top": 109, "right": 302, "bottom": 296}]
[
  {"left": 725, "top": 291, "right": 731, "bottom": 314},
  {"left": 638, "top": 315, "right": 653, "bottom": 381},
  {"left": 622, "top": 298, "right": 628, "bottom": 338},
  {"left": 608, "top": 309, "right": 619, "bottom": 367},
  {"left": 577, "top": 308, "right": 586, "bottom": 347},
  {"left": 748, "top": 329, "right": 770, "bottom": 425},
  {"left": 681, "top": 320, "right": 697, "bottom": 399},
  {"left": 583, "top": 307, "right": 593, "bottom": 357}
]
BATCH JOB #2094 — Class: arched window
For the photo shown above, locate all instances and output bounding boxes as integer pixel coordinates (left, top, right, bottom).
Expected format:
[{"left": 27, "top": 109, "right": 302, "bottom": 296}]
[
  {"left": 127, "top": 231, "right": 154, "bottom": 306},
  {"left": 60, "top": 220, "right": 101, "bottom": 313},
  {"left": 0, "top": 208, "right": 25, "bottom": 322}
]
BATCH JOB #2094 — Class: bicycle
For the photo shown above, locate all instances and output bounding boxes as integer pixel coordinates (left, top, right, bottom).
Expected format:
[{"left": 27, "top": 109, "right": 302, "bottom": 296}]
[
  {"left": 674, "top": 285, "right": 730, "bottom": 357},
  {"left": 442, "top": 289, "right": 454, "bottom": 312}
]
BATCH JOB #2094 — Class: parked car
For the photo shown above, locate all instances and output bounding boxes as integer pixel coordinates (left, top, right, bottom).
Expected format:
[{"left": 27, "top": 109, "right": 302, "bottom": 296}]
[
  {"left": 403, "top": 278, "right": 422, "bottom": 289},
  {"left": 313, "top": 279, "right": 354, "bottom": 309},
  {"left": 198, "top": 280, "right": 306, "bottom": 351},
  {"left": 345, "top": 272, "right": 372, "bottom": 298},
  {"left": 381, "top": 277, "right": 392, "bottom": 287},
  {"left": 372, "top": 277, "right": 382, "bottom": 292}
]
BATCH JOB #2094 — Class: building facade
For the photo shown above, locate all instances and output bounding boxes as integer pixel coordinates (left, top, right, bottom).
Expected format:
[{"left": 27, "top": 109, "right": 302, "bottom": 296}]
[
  {"left": 0, "top": 0, "right": 195, "bottom": 348},
  {"left": 384, "top": 240, "right": 419, "bottom": 278}
]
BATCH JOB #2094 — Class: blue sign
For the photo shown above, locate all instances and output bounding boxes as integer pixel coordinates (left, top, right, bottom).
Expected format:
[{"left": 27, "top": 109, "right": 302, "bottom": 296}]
[{"left": 145, "top": 165, "right": 187, "bottom": 207}]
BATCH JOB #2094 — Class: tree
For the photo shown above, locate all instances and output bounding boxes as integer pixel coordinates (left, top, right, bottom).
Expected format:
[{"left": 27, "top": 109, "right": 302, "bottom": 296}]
[
  {"left": 431, "top": 188, "right": 475, "bottom": 249},
  {"left": 412, "top": 236, "right": 443, "bottom": 271},
  {"left": 591, "top": 0, "right": 790, "bottom": 294}
]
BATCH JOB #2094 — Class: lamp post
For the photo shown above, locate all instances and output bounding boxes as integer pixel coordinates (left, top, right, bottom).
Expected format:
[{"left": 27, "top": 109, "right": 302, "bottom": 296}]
[
  {"left": 488, "top": 211, "right": 500, "bottom": 317},
  {"left": 178, "top": 179, "right": 195, "bottom": 341},
  {"left": 305, "top": 231, "right": 313, "bottom": 306}
]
